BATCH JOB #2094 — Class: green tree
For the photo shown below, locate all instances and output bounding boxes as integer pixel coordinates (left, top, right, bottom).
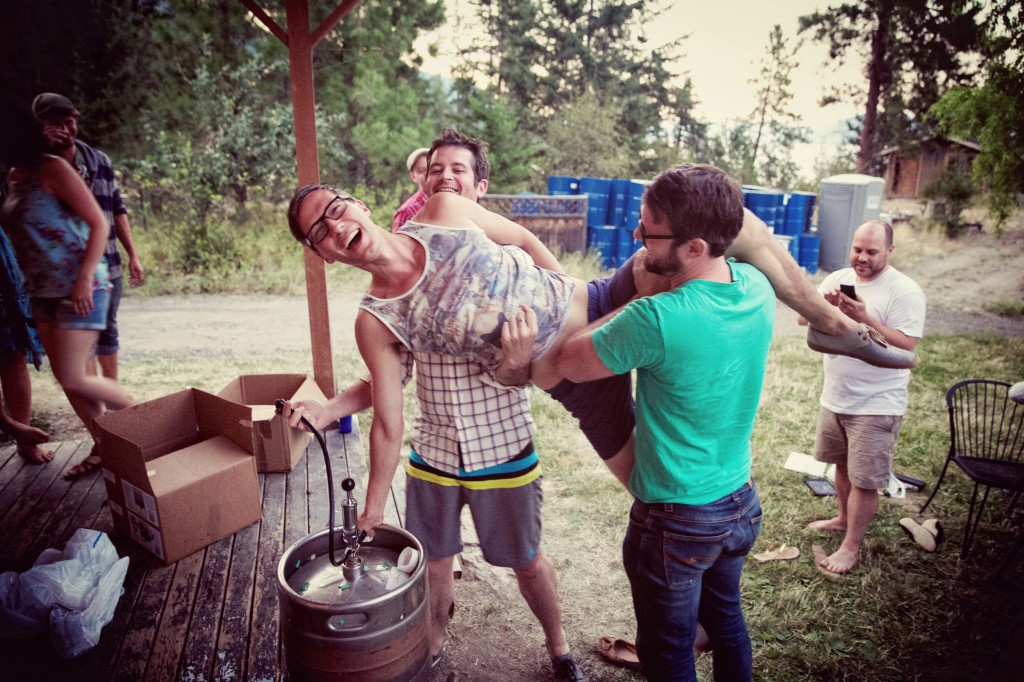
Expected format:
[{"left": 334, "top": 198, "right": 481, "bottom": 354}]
[
  {"left": 748, "top": 25, "right": 811, "bottom": 186},
  {"left": 542, "top": 91, "right": 632, "bottom": 179},
  {"left": 459, "top": 1, "right": 692, "bottom": 174},
  {"left": 313, "top": 0, "right": 446, "bottom": 195},
  {"left": 929, "top": 1, "right": 1024, "bottom": 231},
  {"left": 799, "top": 0, "right": 983, "bottom": 174}
]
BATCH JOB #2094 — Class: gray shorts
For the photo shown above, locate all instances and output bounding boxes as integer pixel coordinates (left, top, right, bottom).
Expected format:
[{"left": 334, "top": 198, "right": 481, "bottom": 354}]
[
  {"left": 813, "top": 407, "right": 903, "bottom": 489},
  {"left": 405, "top": 460, "right": 543, "bottom": 569}
]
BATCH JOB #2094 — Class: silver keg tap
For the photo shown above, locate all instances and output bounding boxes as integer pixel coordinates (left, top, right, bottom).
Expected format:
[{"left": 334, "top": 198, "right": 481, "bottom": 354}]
[{"left": 340, "top": 477, "right": 367, "bottom": 580}]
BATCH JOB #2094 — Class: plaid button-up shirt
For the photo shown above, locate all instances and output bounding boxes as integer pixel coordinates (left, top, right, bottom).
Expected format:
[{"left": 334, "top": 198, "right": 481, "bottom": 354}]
[{"left": 400, "top": 349, "right": 534, "bottom": 474}]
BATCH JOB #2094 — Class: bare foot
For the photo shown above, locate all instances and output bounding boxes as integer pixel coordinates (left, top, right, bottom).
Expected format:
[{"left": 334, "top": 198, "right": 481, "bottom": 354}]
[
  {"left": 807, "top": 517, "right": 846, "bottom": 532},
  {"left": 819, "top": 546, "right": 858, "bottom": 575},
  {"left": 17, "top": 443, "right": 54, "bottom": 464}
]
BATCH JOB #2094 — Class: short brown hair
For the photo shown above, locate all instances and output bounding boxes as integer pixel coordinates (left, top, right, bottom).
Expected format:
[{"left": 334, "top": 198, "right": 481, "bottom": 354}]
[
  {"left": 287, "top": 183, "right": 353, "bottom": 242},
  {"left": 643, "top": 164, "right": 744, "bottom": 258},
  {"left": 428, "top": 128, "right": 489, "bottom": 182}
]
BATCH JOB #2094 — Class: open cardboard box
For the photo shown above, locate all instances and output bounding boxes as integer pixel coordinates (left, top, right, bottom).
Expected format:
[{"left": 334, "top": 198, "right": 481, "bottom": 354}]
[
  {"left": 217, "top": 374, "right": 327, "bottom": 472},
  {"left": 95, "top": 388, "right": 262, "bottom": 564}
]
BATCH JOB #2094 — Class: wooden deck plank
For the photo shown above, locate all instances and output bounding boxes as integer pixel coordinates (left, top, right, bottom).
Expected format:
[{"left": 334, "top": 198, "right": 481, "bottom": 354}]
[
  {"left": 0, "top": 441, "right": 77, "bottom": 553},
  {"left": 0, "top": 444, "right": 28, "bottom": 491},
  {"left": 177, "top": 535, "right": 233, "bottom": 682},
  {"left": 248, "top": 472, "right": 287, "bottom": 681},
  {"left": 3, "top": 443, "right": 95, "bottom": 563},
  {"left": 284, "top": 445, "right": 310, "bottom": 549},
  {"left": 145, "top": 551, "right": 205, "bottom": 681},
  {"left": 212, "top": 480, "right": 262, "bottom": 681},
  {"left": 109, "top": 558, "right": 176, "bottom": 682}
]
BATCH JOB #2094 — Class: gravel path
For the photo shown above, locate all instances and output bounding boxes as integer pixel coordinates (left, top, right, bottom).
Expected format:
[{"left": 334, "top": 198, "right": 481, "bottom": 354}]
[{"left": 118, "top": 293, "right": 1023, "bottom": 367}]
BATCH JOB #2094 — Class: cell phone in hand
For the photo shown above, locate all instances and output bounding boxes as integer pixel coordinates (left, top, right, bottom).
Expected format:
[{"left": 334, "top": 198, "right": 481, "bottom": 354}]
[{"left": 839, "top": 284, "right": 856, "bottom": 299}]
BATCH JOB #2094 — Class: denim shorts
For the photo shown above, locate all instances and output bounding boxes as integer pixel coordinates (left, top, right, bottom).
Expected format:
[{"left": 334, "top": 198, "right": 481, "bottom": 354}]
[
  {"left": 31, "top": 289, "right": 111, "bottom": 332},
  {"left": 96, "top": 276, "right": 122, "bottom": 355}
]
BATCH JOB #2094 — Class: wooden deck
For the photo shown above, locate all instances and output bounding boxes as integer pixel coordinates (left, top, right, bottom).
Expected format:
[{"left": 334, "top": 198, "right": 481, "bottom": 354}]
[{"left": 0, "top": 427, "right": 392, "bottom": 682}]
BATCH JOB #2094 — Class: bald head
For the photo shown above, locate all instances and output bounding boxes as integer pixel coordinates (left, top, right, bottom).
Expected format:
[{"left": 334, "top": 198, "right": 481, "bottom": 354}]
[
  {"left": 856, "top": 219, "right": 893, "bottom": 247},
  {"left": 849, "top": 220, "right": 893, "bottom": 281}
]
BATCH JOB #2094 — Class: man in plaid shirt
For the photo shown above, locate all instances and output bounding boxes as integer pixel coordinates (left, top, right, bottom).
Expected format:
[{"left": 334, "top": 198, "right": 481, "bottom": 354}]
[{"left": 286, "top": 131, "right": 587, "bottom": 681}]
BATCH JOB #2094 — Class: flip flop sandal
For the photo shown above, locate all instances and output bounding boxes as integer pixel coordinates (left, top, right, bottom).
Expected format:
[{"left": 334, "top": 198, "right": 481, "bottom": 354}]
[
  {"left": 596, "top": 636, "right": 642, "bottom": 671},
  {"left": 753, "top": 543, "right": 801, "bottom": 562},
  {"left": 64, "top": 455, "right": 102, "bottom": 480},
  {"left": 899, "top": 517, "right": 936, "bottom": 552},
  {"left": 920, "top": 518, "right": 944, "bottom": 544}
]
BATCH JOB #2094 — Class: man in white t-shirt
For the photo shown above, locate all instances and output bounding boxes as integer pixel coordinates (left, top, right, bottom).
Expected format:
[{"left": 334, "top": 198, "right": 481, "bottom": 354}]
[{"left": 803, "top": 219, "right": 926, "bottom": 576}]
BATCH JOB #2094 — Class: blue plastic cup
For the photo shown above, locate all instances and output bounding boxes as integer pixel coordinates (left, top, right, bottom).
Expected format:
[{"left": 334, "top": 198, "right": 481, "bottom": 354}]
[{"left": 338, "top": 415, "right": 352, "bottom": 434}]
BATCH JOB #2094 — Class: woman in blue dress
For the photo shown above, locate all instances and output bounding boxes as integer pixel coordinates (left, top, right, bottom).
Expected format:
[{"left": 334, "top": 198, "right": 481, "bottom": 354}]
[{"left": 0, "top": 97, "right": 134, "bottom": 478}]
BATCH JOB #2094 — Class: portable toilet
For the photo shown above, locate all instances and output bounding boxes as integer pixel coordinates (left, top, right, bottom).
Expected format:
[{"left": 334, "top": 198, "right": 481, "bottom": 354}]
[{"left": 817, "top": 174, "right": 884, "bottom": 272}]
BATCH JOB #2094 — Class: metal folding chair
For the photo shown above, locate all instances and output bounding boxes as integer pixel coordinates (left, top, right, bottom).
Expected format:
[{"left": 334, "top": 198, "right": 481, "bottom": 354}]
[{"left": 919, "top": 379, "right": 1024, "bottom": 559}]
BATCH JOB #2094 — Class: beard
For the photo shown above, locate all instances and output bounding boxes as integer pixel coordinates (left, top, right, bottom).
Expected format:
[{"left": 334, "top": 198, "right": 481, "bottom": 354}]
[{"left": 643, "top": 249, "right": 682, "bottom": 277}]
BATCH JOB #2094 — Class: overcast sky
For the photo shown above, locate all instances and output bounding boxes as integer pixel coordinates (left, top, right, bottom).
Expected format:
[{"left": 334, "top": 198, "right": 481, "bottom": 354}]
[{"left": 418, "top": 0, "right": 866, "bottom": 178}]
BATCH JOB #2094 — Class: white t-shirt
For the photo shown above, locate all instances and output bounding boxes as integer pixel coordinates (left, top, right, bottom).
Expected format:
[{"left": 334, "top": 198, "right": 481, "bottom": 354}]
[{"left": 818, "top": 266, "right": 926, "bottom": 415}]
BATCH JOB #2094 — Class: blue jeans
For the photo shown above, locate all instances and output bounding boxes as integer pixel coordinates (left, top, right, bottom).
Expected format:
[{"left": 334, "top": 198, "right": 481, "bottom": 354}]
[{"left": 623, "top": 480, "right": 762, "bottom": 682}]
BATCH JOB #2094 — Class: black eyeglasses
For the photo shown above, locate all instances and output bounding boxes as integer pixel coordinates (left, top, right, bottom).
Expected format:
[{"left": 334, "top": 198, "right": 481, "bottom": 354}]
[
  {"left": 303, "top": 196, "right": 349, "bottom": 250},
  {"left": 637, "top": 219, "right": 677, "bottom": 246}
]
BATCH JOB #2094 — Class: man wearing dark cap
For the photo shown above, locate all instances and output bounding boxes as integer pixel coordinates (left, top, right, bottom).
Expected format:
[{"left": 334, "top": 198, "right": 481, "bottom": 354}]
[{"left": 32, "top": 93, "right": 144, "bottom": 386}]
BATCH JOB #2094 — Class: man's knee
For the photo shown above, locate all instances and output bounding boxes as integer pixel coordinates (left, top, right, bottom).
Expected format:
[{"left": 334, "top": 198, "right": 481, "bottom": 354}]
[{"left": 512, "top": 551, "right": 551, "bottom": 582}]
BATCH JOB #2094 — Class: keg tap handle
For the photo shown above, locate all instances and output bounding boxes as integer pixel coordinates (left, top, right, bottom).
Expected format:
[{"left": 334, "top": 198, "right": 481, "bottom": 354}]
[{"left": 340, "top": 478, "right": 366, "bottom": 564}]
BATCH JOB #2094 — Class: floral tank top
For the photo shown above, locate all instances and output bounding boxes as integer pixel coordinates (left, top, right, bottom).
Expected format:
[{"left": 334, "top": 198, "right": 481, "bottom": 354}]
[
  {"left": 360, "top": 222, "right": 576, "bottom": 372},
  {"left": 1, "top": 166, "right": 109, "bottom": 298}
]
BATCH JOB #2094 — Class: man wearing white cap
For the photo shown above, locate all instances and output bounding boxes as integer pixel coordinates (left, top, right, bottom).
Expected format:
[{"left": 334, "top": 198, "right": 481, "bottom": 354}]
[{"left": 391, "top": 146, "right": 430, "bottom": 230}]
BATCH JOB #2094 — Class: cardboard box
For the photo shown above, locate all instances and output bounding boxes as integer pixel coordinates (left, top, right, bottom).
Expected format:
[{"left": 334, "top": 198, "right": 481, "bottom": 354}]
[
  {"left": 217, "top": 374, "right": 327, "bottom": 472},
  {"left": 95, "top": 388, "right": 262, "bottom": 564}
]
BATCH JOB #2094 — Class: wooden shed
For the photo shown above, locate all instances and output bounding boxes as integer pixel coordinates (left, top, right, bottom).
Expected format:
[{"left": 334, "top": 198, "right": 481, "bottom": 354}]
[{"left": 881, "top": 136, "right": 980, "bottom": 199}]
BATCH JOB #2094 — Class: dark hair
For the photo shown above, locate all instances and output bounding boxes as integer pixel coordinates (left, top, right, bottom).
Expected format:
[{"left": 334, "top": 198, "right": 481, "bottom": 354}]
[
  {"left": 642, "top": 164, "right": 744, "bottom": 258},
  {"left": 286, "top": 183, "right": 353, "bottom": 242},
  {"left": 428, "top": 128, "right": 489, "bottom": 182},
  {"left": 0, "top": 96, "right": 45, "bottom": 166}
]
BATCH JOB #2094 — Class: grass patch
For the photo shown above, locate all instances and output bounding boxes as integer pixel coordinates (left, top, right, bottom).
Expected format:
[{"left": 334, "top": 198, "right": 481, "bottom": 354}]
[{"left": 983, "top": 299, "right": 1024, "bottom": 318}]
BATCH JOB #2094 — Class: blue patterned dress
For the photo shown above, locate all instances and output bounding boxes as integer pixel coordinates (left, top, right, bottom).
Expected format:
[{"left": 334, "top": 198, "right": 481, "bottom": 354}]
[{"left": 0, "top": 228, "right": 43, "bottom": 368}]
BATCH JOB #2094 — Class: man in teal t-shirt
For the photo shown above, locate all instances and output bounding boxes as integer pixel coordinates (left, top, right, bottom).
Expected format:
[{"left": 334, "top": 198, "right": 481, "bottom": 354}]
[{"left": 561, "top": 164, "right": 774, "bottom": 682}]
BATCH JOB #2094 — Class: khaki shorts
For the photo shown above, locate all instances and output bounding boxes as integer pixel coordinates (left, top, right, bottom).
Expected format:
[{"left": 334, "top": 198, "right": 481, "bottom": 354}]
[{"left": 813, "top": 408, "right": 903, "bottom": 489}]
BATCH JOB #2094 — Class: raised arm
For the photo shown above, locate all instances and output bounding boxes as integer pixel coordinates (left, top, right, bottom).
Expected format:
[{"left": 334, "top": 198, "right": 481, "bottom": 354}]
[{"left": 354, "top": 311, "right": 408, "bottom": 534}]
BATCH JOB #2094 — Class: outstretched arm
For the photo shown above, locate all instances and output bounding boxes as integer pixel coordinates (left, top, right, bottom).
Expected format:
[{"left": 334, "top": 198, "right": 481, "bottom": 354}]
[{"left": 354, "top": 312, "right": 407, "bottom": 535}]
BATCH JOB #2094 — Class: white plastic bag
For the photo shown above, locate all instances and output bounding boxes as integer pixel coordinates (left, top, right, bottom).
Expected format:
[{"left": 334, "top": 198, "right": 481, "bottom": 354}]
[{"left": 0, "top": 529, "right": 128, "bottom": 657}]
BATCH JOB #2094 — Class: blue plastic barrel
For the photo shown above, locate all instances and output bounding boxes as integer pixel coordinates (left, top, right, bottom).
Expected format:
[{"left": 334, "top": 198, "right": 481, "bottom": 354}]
[
  {"left": 744, "top": 190, "right": 778, "bottom": 232},
  {"left": 782, "top": 191, "right": 816, "bottom": 236},
  {"left": 587, "top": 225, "right": 617, "bottom": 268},
  {"left": 798, "top": 232, "right": 820, "bottom": 274},
  {"left": 607, "top": 179, "right": 629, "bottom": 228},
  {"left": 579, "top": 177, "right": 612, "bottom": 228},
  {"left": 547, "top": 176, "right": 579, "bottom": 195},
  {"left": 616, "top": 227, "right": 636, "bottom": 266},
  {"left": 622, "top": 180, "right": 646, "bottom": 229}
]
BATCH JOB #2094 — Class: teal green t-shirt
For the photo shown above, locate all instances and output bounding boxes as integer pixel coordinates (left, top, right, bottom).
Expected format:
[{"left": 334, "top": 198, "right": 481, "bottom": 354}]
[{"left": 592, "top": 261, "right": 775, "bottom": 504}]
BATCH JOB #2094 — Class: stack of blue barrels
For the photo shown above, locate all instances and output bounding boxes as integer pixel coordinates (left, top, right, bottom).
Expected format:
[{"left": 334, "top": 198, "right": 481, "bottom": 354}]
[
  {"left": 554, "top": 175, "right": 648, "bottom": 268},
  {"left": 741, "top": 185, "right": 820, "bottom": 273}
]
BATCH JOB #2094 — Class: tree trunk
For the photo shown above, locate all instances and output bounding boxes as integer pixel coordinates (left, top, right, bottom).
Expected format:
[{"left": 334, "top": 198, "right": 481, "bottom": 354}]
[{"left": 858, "top": 1, "right": 893, "bottom": 174}]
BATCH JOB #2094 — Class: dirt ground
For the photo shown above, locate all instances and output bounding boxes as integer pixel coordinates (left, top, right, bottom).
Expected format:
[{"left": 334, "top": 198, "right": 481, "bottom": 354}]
[{"left": 12, "top": 202, "right": 1024, "bottom": 681}]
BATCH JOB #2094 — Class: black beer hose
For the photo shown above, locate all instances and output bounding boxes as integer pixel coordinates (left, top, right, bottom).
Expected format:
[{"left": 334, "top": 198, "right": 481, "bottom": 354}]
[{"left": 275, "top": 399, "right": 363, "bottom": 566}]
